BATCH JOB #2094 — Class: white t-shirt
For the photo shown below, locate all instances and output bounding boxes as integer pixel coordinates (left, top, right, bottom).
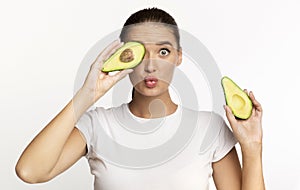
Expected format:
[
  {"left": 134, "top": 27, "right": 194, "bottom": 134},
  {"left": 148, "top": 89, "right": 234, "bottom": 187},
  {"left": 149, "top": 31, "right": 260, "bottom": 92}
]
[{"left": 75, "top": 103, "right": 237, "bottom": 190}]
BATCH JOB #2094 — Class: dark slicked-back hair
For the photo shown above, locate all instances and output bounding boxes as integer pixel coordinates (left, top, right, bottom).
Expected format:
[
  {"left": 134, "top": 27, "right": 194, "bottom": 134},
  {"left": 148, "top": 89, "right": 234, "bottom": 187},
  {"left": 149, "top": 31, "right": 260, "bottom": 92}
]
[{"left": 120, "top": 7, "right": 180, "bottom": 49}]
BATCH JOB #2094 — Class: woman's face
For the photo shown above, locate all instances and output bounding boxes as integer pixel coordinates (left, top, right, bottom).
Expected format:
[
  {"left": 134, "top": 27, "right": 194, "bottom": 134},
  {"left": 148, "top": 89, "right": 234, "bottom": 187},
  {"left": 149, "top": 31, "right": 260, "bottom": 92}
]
[{"left": 123, "top": 22, "right": 182, "bottom": 97}]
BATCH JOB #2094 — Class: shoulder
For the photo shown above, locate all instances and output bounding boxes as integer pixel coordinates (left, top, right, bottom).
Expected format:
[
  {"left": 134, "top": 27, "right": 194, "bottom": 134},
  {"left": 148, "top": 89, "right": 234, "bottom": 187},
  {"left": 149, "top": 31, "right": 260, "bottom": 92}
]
[
  {"left": 85, "top": 103, "right": 126, "bottom": 118},
  {"left": 76, "top": 103, "right": 126, "bottom": 131},
  {"left": 180, "top": 107, "right": 231, "bottom": 154},
  {"left": 180, "top": 106, "right": 225, "bottom": 129}
]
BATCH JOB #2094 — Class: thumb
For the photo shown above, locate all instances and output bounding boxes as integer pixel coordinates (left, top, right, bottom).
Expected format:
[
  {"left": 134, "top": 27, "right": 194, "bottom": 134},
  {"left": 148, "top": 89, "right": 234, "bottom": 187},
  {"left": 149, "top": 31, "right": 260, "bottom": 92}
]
[
  {"left": 224, "top": 105, "right": 237, "bottom": 130},
  {"left": 112, "top": 69, "right": 133, "bottom": 83}
]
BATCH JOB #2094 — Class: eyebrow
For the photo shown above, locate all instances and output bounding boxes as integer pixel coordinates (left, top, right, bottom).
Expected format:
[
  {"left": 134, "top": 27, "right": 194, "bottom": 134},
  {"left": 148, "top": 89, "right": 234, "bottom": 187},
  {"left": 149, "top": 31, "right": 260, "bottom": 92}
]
[
  {"left": 155, "top": 41, "right": 174, "bottom": 46},
  {"left": 129, "top": 40, "right": 174, "bottom": 47}
]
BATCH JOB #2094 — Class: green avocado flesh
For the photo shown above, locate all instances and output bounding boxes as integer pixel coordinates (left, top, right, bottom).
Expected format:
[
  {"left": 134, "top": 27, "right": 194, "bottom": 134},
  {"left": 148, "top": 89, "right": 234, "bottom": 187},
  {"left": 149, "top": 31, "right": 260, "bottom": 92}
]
[
  {"left": 221, "top": 76, "right": 253, "bottom": 119},
  {"left": 101, "top": 41, "right": 145, "bottom": 72}
]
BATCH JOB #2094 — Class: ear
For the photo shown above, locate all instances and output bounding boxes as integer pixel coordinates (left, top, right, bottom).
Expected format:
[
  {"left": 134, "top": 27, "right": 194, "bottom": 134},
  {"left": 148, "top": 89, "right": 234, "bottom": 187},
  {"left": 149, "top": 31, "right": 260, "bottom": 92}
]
[{"left": 176, "top": 47, "right": 182, "bottom": 66}]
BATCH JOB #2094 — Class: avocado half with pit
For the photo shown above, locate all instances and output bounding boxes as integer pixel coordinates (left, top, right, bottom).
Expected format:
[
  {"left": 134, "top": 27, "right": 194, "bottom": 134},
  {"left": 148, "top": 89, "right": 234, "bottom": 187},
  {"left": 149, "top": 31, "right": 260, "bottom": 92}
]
[
  {"left": 221, "top": 76, "right": 253, "bottom": 119},
  {"left": 101, "top": 41, "right": 145, "bottom": 72}
]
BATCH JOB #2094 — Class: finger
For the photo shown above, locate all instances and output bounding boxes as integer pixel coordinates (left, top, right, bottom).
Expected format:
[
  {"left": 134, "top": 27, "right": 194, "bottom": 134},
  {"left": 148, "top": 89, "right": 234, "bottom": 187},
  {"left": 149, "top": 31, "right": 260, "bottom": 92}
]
[
  {"left": 224, "top": 105, "right": 237, "bottom": 130},
  {"left": 93, "top": 39, "right": 123, "bottom": 68},
  {"left": 99, "top": 42, "right": 124, "bottom": 70},
  {"left": 244, "top": 89, "right": 257, "bottom": 116},
  {"left": 249, "top": 91, "right": 263, "bottom": 113},
  {"left": 98, "top": 39, "right": 121, "bottom": 60},
  {"left": 101, "top": 41, "right": 124, "bottom": 63}
]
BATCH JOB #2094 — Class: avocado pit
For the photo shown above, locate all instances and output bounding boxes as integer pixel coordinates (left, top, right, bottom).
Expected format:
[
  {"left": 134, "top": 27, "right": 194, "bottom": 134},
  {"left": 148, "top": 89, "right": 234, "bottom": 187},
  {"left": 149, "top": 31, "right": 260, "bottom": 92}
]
[{"left": 119, "top": 48, "right": 134, "bottom": 63}]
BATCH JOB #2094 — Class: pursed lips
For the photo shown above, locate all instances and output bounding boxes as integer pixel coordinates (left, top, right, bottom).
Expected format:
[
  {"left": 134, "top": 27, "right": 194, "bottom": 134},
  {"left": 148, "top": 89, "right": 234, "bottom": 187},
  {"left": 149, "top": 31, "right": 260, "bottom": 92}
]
[{"left": 144, "top": 76, "right": 158, "bottom": 88}]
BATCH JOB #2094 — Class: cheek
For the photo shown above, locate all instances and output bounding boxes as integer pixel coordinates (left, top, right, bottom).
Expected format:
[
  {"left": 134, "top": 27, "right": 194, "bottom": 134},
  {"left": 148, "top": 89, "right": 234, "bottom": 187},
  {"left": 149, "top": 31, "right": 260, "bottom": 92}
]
[
  {"left": 159, "top": 60, "right": 176, "bottom": 74},
  {"left": 129, "top": 70, "right": 142, "bottom": 86},
  {"left": 155, "top": 65, "right": 175, "bottom": 85},
  {"left": 158, "top": 53, "right": 180, "bottom": 68}
]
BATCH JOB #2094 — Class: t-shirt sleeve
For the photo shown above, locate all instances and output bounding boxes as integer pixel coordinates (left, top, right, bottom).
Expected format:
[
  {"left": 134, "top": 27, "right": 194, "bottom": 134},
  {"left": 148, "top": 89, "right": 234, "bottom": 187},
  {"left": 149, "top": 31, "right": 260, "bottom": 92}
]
[
  {"left": 211, "top": 114, "right": 238, "bottom": 162},
  {"left": 75, "top": 108, "right": 99, "bottom": 156}
]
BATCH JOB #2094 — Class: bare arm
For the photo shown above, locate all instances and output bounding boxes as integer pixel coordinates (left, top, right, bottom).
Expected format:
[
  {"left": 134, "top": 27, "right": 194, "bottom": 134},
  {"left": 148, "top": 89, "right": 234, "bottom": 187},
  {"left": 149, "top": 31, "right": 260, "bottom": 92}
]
[
  {"left": 240, "top": 145, "right": 265, "bottom": 190},
  {"left": 213, "top": 147, "right": 242, "bottom": 190},
  {"left": 214, "top": 90, "right": 265, "bottom": 190},
  {"left": 213, "top": 144, "right": 264, "bottom": 190},
  {"left": 15, "top": 89, "right": 92, "bottom": 183},
  {"left": 15, "top": 40, "right": 132, "bottom": 183}
]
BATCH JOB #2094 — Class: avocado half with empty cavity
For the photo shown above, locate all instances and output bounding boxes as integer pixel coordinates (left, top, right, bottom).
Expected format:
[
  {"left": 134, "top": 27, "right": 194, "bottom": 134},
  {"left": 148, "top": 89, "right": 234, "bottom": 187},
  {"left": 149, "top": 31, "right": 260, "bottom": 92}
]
[
  {"left": 221, "top": 76, "right": 253, "bottom": 119},
  {"left": 101, "top": 41, "right": 145, "bottom": 72}
]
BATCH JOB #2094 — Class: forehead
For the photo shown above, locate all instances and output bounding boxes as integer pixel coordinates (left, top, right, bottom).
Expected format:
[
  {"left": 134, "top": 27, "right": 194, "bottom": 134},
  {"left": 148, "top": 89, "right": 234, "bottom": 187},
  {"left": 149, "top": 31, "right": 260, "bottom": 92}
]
[{"left": 123, "top": 23, "right": 177, "bottom": 47}]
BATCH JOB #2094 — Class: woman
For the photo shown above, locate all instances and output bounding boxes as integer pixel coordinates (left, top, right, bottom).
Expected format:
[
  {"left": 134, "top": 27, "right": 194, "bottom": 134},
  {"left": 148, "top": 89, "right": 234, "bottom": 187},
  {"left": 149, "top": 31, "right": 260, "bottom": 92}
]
[{"left": 16, "top": 7, "right": 265, "bottom": 190}]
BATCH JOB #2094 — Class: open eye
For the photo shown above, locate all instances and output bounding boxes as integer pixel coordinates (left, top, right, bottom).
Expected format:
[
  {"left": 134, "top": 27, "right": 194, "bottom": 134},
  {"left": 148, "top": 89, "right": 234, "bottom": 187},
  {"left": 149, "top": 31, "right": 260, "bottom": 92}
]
[{"left": 159, "top": 48, "right": 170, "bottom": 56}]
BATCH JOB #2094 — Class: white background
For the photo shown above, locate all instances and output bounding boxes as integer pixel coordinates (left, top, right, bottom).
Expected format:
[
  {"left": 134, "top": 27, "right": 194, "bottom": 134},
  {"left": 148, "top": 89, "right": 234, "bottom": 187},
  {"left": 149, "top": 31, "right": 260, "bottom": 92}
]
[{"left": 1, "top": 0, "right": 300, "bottom": 189}]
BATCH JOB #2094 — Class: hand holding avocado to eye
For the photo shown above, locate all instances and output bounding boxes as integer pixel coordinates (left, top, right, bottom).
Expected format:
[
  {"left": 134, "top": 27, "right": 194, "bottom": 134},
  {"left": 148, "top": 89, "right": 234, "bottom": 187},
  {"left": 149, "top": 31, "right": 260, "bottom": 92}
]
[{"left": 81, "top": 39, "right": 134, "bottom": 103}]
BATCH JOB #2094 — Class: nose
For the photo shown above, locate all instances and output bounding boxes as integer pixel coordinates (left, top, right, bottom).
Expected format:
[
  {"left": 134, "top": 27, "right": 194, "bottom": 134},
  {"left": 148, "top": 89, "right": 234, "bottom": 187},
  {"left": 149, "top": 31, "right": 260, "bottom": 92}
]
[{"left": 143, "top": 51, "right": 156, "bottom": 73}]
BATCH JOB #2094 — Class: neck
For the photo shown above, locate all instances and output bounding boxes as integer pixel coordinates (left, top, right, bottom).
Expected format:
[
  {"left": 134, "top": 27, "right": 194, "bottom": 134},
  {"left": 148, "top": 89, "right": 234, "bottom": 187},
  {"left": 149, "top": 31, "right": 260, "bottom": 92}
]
[{"left": 128, "top": 90, "right": 178, "bottom": 119}]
